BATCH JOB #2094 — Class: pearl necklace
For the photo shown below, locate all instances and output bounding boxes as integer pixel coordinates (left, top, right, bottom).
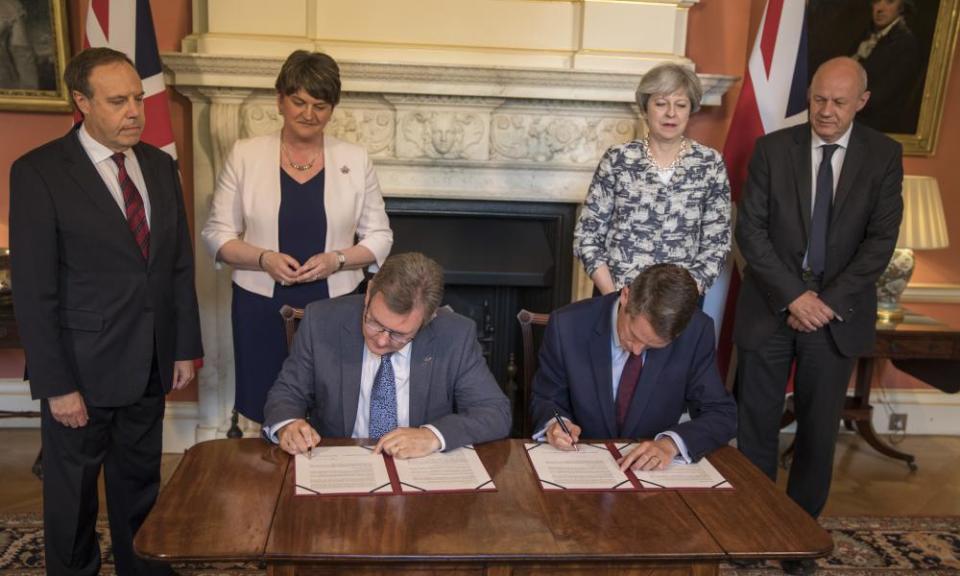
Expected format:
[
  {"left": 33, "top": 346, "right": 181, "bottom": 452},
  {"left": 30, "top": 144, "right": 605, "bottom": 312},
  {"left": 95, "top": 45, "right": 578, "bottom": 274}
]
[
  {"left": 643, "top": 136, "right": 688, "bottom": 172},
  {"left": 281, "top": 142, "right": 320, "bottom": 172}
]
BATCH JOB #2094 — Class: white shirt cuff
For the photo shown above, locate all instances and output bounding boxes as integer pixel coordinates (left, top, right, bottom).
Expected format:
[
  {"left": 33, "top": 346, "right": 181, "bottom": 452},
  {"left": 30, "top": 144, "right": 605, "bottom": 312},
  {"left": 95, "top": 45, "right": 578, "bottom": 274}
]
[
  {"left": 421, "top": 424, "right": 446, "bottom": 452},
  {"left": 264, "top": 419, "right": 297, "bottom": 444},
  {"left": 656, "top": 431, "right": 691, "bottom": 463}
]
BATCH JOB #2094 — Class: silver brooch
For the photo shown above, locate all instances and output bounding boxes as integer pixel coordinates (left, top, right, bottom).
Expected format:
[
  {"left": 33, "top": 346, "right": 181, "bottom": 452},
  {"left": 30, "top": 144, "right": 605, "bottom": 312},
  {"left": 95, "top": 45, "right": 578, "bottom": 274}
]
[{"left": 340, "top": 165, "right": 350, "bottom": 174}]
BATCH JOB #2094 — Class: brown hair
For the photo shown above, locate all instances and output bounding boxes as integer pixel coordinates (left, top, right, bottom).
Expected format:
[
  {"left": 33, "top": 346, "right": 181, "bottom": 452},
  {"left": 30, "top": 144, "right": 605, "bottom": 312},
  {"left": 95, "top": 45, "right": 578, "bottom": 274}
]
[
  {"left": 64, "top": 47, "right": 135, "bottom": 106},
  {"left": 624, "top": 263, "right": 699, "bottom": 341},
  {"left": 275, "top": 50, "right": 341, "bottom": 106},
  {"left": 368, "top": 253, "right": 445, "bottom": 322}
]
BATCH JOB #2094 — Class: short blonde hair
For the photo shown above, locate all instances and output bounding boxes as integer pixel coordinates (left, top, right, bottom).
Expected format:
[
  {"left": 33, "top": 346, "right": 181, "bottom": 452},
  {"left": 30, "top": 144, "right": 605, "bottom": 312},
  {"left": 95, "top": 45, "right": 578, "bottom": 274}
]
[{"left": 635, "top": 63, "right": 703, "bottom": 114}]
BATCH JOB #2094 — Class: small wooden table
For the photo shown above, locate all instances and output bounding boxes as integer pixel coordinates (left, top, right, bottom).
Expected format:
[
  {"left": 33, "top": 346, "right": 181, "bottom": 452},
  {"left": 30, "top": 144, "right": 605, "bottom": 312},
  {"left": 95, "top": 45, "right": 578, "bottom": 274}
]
[
  {"left": 850, "top": 312, "right": 960, "bottom": 470},
  {"left": 135, "top": 438, "right": 831, "bottom": 575}
]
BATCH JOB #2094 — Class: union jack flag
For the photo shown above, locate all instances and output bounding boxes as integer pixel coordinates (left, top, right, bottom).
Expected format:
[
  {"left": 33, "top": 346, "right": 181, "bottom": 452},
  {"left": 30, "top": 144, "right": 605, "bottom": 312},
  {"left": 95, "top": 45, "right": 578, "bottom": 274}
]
[
  {"left": 83, "top": 0, "right": 177, "bottom": 159},
  {"left": 703, "top": 0, "right": 809, "bottom": 382}
]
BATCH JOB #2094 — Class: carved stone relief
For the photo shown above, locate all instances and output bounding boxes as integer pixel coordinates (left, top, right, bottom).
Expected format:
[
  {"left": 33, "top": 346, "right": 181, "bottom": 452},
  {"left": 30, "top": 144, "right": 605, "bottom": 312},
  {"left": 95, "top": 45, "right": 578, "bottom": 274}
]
[
  {"left": 395, "top": 111, "right": 488, "bottom": 160},
  {"left": 326, "top": 109, "right": 394, "bottom": 158},
  {"left": 491, "top": 114, "right": 636, "bottom": 164}
]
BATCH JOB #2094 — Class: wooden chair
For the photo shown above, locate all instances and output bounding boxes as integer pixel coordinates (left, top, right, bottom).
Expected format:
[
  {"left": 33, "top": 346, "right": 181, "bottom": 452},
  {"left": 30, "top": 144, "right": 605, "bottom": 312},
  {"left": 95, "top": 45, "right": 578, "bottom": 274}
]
[
  {"left": 279, "top": 305, "right": 305, "bottom": 351},
  {"left": 516, "top": 309, "right": 550, "bottom": 437}
]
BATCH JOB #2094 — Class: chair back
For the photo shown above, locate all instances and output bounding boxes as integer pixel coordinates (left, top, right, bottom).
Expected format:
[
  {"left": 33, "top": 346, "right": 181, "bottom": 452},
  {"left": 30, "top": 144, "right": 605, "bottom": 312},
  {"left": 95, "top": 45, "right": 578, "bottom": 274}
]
[
  {"left": 516, "top": 309, "right": 550, "bottom": 436},
  {"left": 279, "top": 305, "right": 305, "bottom": 352}
]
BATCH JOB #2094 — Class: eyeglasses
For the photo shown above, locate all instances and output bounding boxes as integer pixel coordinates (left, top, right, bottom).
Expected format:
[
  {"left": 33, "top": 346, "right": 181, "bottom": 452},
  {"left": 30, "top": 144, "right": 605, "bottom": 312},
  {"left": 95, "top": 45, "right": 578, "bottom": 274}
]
[{"left": 363, "top": 308, "right": 417, "bottom": 345}]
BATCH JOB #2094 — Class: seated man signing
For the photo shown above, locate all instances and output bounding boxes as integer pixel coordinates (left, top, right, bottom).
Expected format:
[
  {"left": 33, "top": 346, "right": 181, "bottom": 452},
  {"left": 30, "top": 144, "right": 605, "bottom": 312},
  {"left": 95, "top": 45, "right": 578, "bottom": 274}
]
[
  {"left": 530, "top": 263, "right": 736, "bottom": 471},
  {"left": 264, "top": 252, "right": 512, "bottom": 458}
]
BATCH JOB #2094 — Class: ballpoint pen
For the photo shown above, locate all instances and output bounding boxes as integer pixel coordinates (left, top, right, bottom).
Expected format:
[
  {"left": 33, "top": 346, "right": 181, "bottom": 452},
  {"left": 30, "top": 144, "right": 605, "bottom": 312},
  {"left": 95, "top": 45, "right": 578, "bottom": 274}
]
[{"left": 553, "top": 408, "right": 579, "bottom": 452}]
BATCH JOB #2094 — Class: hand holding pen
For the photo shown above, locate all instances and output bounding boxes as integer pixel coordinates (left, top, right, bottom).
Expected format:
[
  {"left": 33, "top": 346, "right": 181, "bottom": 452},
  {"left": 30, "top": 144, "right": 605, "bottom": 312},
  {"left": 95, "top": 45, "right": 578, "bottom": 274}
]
[{"left": 549, "top": 409, "right": 581, "bottom": 452}]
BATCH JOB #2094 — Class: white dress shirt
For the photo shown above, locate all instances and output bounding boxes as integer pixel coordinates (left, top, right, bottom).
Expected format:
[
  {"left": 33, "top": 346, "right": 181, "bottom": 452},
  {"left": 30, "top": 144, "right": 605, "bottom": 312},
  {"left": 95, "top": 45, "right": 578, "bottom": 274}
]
[{"left": 77, "top": 123, "right": 151, "bottom": 226}]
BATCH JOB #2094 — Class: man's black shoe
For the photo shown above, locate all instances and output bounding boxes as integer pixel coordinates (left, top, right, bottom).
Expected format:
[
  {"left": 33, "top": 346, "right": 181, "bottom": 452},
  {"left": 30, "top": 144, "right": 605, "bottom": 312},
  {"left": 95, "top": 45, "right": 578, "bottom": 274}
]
[{"left": 780, "top": 557, "right": 816, "bottom": 575}]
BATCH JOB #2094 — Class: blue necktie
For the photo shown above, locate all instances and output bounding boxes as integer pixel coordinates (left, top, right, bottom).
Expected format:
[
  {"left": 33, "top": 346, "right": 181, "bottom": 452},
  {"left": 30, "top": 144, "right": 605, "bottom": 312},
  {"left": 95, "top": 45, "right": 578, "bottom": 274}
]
[
  {"left": 369, "top": 353, "right": 397, "bottom": 439},
  {"left": 808, "top": 144, "right": 839, "bottom": 276}
]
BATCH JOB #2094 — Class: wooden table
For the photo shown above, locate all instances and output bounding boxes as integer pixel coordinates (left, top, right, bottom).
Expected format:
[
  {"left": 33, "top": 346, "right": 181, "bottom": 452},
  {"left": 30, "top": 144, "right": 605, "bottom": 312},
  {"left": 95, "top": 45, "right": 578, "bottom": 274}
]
[
  {"left": 135, "top": 439, "right": 831, "bottom": 575},
  {"left": 849, "top": 312, "right": 960, "bottom": 470}
]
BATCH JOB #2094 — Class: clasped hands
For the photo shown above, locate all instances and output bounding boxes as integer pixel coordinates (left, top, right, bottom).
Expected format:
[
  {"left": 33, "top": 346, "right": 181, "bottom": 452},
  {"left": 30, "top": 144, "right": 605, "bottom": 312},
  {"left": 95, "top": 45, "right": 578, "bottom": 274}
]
[
  {"left": 787, "top": 290, "right": 836, "bottom": 333},
  {"left": 545, "top": 419, "right": 678, "bottom": 471},
  {"left": 261, "top": 250, "right": 340, "bottom": 286},
  {"left": 277, "top": 419, "right": 441, "bottom": 459}
]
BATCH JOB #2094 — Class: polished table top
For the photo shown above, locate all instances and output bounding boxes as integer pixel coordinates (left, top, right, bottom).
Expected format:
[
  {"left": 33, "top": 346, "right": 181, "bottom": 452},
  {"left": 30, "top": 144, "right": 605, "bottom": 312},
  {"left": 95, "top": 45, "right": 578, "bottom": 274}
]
[{"left": 135, "top": 439, "right": 832, "bottom": 565}]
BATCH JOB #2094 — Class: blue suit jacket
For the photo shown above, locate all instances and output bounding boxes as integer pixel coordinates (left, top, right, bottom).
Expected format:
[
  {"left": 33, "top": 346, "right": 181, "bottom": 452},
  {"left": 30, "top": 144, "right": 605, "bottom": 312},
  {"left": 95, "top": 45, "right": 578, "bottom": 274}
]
[{"left": 529, "top": 293, "right": 736, "bottom": 461}]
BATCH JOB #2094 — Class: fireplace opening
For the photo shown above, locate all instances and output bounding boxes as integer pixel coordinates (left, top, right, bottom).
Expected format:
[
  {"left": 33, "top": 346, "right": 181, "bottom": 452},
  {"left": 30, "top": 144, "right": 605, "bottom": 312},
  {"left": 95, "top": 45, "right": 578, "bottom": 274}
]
[{"left": 385, "top": 197, "right": 576, "bottom": 436}]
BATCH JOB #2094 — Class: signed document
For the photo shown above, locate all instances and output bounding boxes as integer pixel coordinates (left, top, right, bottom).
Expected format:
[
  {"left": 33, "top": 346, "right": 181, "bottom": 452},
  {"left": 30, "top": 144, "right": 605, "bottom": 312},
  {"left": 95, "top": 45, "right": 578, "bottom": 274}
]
[
  {"left": 525, "top": 442, "right": 732, "bottom": 491},
  {"left": 295, "top": 446, "right": 392, "bottom": 495},
  {"left": 524, "top": 442, "right": 635, "bottom": 490},
  {"left": 621, "top": 443, "right": 732, "bottom": 489},
  {"left": 393, "top": 447, "right": 495, "bottom": 493},
  {"left": 295, "top": 445, "right": 497, "bottom": 496}
]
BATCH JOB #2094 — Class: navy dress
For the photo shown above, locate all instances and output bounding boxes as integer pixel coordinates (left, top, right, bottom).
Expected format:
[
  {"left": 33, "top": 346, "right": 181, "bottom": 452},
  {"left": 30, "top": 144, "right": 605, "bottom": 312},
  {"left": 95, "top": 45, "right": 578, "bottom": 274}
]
[{"left": 232, "top": 169, "right": 330, "bottom": 423}]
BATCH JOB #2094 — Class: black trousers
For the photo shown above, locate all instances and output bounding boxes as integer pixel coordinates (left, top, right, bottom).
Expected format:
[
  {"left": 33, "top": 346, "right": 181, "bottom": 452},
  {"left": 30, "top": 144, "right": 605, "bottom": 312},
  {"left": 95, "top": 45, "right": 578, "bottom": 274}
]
[
  {"left": 736, "top": 321, "right": 855, "bottom": 518},
  {"left": 41, "top": 359, "right": 171, "bottom": 576}
]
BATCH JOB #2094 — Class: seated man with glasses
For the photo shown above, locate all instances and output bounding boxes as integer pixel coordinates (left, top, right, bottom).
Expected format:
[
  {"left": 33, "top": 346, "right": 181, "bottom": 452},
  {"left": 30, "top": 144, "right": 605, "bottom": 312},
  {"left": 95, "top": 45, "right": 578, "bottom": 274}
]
[{"left": 263, "top": 252, "right": 512, "bottom": 459}]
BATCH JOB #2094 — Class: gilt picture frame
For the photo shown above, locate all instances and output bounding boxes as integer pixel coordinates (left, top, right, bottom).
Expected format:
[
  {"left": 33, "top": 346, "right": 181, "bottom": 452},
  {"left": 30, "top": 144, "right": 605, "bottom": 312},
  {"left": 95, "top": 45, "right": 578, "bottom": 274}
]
[
  {"left": 0, "top": 0, "right": 71, "bottom": 112},
  {"left": 809, "top": 0, "right": 959, "bottom": 156}
]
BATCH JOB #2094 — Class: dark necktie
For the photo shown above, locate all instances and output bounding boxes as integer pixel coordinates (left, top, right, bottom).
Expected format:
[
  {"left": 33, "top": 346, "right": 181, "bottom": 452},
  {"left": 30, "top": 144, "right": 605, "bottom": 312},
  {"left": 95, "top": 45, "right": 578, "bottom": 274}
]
[
  {"left": 369, "top": 353, "right": 397, "bottom": 439},
  {"left": 616, "top": 352, "right": 644, "bottom": 434},
  {"left": 808, "top": 144, "right": 839, "bottom": 276},
  {"left": 111, "top": 153, "right": 150, "bottom": 260}
]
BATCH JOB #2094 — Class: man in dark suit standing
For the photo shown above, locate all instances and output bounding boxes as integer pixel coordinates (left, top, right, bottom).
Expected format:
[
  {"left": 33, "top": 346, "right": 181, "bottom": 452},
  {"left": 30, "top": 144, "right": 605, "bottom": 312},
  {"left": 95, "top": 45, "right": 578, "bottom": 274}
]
[
  {"left": 264, "top": 252, "right": 511, "bottom": 459},
  {"left": 10, "top": 48, "right": 202, "bottom": 575},
  {"left": 734, "top": 57, "right": 902, "bottom": 572},
  {"left": 529, "top": 264, "right": 736, "bottom": 471}
]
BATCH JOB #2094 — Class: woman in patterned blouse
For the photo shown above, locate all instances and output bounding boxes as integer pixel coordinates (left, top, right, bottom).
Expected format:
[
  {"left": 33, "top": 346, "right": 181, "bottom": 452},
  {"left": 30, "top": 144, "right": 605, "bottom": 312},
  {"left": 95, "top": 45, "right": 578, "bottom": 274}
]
[{"left": 574, "top": 63, "right": 731, "bottom": 296}]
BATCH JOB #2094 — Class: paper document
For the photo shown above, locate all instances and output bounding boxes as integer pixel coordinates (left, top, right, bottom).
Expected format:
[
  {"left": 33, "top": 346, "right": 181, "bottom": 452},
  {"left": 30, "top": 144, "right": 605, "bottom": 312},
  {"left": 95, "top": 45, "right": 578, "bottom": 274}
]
[
  {"left": 621, "top": 443, "right": 732, "bottom": 489},
  {"left": 524, "top": 442, "right": 634, "bottom": 490},
  {"left": 295, "top": 446, "right": 392, "bottom": 495},
  {"left": 392, "top": 447, "right": 494, "bottom": 492},
  {"left": 295, "top": 444, "right": 497, "bottom": 496},
  {"left": 525, "top": 442, "right": 732, "bottom": 491}
]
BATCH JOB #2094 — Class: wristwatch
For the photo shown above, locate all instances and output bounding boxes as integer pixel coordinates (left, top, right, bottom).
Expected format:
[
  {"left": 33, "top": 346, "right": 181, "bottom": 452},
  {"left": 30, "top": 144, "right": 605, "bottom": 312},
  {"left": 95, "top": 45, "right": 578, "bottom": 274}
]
[{"left": 334, "top": 250, "right": 346, "bottom": 271}]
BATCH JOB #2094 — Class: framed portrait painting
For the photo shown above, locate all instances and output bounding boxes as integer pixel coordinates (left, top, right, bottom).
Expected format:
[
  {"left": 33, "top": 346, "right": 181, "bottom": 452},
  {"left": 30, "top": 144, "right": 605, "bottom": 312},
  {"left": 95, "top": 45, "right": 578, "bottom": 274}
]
[
  {"left": 809, "top": 0, "right": 960, "bottom": 156},
  {"left": 0, "top": 0, "right": 71, "bottom": 112}
]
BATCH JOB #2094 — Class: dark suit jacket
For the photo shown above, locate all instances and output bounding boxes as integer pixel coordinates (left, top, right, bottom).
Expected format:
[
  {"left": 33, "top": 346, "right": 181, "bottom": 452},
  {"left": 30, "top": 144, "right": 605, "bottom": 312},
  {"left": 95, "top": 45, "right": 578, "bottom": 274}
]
[
  {"left": 10, "top": 128, "right": 203, "bottom": 407},
  {"left": 734, "top": 122, "right": 902, "bottom": 357},
  {"left": 857, "top": 21, "right": 923, "bottom": 134},
  {"left": 529, "top": 293, "right": 737, "bottom": 462},
  {"left": 263, "top": 295, "right": 512, "bottom": 450}
]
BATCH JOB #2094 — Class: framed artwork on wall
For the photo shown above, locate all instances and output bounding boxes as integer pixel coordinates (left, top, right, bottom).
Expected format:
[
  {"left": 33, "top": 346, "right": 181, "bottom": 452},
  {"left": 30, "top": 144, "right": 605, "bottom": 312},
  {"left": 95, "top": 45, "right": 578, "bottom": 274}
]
[
  {"left": 809, "top": 0, "right": 959, "bottom": 156},
  {"left": 0, "top": 0, "right": 71, "bottom": 112}
]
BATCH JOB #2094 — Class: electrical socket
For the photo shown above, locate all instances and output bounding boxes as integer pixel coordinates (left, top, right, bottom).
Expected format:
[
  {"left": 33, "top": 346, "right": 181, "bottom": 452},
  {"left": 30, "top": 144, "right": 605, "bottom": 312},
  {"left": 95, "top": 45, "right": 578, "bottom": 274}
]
[{"left": 889, "top": 413, "right": 908, "bottom": 432}]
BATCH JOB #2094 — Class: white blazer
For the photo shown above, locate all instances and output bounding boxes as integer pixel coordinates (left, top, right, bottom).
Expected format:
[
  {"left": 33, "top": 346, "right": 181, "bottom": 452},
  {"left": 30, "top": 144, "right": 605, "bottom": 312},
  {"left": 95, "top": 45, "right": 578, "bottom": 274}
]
[{"left": 202, "top": 132, "right": 393, "bottom": 298}]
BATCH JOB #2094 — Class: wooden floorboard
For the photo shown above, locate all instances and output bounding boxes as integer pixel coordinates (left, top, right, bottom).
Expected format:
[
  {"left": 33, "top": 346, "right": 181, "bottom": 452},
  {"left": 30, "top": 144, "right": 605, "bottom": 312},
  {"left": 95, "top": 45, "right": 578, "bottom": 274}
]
[{"left": 1, "top": 428, "right": 958, "bottom": 517}]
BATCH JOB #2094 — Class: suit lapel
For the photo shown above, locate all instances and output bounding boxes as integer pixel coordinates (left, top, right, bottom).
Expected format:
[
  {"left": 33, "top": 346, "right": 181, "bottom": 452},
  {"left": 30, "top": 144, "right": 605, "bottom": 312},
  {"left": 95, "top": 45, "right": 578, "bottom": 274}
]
[
  {"left": 790, "top": 126, "right": 813, "bottom": 242},
  {"left": 621, "top": 346, "right": 669, "bottom": 436},
  {"left": 340, "top": 317, "right": 365, "bottom": 436},
  {"left": 63, "top": 131, "right": 131, "bottom": 229},
  {"left": 408, "top": 323, "right": 436, "bottom": 428},
  {"left": 590, "top": 301, "right": 617, "bottom": 438},
  {"left": 831, "top": 125, "right": 866, "bottom": 225}
]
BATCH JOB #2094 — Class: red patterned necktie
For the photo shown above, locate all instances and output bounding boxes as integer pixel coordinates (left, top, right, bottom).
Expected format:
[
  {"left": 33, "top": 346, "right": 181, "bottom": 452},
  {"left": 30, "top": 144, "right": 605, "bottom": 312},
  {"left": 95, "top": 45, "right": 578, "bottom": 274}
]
[
  {"left": 111, "top": 153, "right": 150, "bottom": 260},
  {"left": 616, "top": 352, "right": 644, "bottom": 434}
]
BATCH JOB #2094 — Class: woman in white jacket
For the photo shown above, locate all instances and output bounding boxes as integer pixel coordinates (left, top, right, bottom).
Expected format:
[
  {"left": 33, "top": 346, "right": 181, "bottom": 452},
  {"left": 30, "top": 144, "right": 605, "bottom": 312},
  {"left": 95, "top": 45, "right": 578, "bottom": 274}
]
[{"left": 202, "top": 50, "right": 393, "bottom": 424}]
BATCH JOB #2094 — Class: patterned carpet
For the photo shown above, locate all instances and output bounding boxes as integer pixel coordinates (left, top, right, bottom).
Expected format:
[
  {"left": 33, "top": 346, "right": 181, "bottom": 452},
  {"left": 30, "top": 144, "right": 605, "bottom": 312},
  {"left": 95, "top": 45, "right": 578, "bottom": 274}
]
[{"left": 1, "top": 514, "right": 957, "bottom": 574}]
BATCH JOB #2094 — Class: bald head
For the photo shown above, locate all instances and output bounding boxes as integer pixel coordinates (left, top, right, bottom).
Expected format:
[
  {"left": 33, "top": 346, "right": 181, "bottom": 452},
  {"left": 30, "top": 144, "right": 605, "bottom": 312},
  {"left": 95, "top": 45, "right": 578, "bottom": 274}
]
[
  {"left": 814, "top": 57, "right": 868, "bottom": 95},
  {"left": 808, "top": 57, "right": 871, "bottom": 143}
]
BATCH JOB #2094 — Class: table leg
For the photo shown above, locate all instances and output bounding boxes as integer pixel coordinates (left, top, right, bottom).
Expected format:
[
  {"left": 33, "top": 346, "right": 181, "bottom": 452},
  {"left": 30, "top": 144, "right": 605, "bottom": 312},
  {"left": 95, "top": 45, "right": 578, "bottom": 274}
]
[{"left": 848, "top": 358, "right": 918, "bottom": 471}]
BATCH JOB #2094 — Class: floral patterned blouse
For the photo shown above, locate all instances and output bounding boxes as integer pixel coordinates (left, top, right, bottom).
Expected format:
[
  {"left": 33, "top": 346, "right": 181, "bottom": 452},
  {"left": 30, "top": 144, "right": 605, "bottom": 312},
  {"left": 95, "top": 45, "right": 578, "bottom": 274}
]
[{"left": 574, "top": 138, "right": 732, "bottom": 292}]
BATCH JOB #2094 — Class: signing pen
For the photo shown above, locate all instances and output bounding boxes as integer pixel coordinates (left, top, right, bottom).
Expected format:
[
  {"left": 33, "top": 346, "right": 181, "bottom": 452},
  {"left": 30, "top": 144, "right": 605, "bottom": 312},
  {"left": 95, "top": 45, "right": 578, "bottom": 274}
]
[{"left": 553, "top": 408, "right": 579, "bottom": 452}]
